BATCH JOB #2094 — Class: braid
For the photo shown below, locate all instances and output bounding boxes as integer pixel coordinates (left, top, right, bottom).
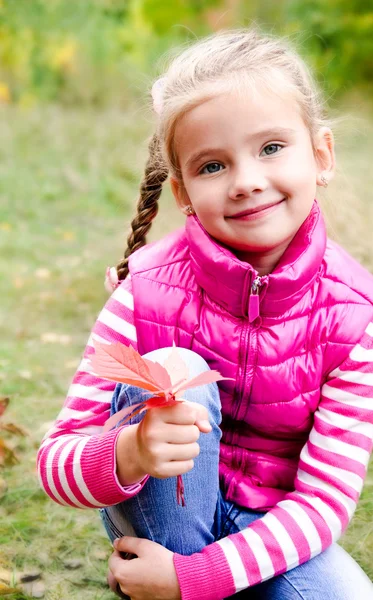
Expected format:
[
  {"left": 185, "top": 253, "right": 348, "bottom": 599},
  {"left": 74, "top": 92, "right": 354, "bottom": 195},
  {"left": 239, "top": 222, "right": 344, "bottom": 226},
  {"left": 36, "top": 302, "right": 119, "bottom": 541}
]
[{"left": 117, "top": 134, "right": 168, "bottom": 281}]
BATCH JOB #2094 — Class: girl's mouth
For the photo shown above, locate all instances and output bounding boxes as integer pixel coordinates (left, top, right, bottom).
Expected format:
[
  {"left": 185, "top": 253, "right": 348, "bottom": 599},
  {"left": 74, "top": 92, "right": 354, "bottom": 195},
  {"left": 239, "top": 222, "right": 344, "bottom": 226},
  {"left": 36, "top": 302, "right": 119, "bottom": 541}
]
[{"left": 226, "top": 198, "right": 285, "bottom": 221}]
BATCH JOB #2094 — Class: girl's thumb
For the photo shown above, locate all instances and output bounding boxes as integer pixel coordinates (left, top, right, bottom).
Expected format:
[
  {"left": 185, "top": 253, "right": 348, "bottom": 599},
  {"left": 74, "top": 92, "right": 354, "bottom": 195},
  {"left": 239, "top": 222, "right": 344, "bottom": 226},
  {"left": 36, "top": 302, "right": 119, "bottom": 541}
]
[
  {"left": 113, "top": 536, "right": 140, "bottom": 556},
  {"left": 195, "top": 418, "right": 212, "bottom": 433},
  {"left": 194, "top": 404, "right": 212, "bottom": 433},
  {"left": 181, "top": 401, "right": 211, "bottom": 433}
]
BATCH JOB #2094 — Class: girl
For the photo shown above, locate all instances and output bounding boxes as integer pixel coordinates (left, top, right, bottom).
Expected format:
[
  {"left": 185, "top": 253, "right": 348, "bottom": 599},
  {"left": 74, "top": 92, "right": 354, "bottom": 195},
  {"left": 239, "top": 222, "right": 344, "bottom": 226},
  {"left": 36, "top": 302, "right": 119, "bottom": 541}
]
[{"left": 37, "top": 28, "right": 373, "bottom": 600}]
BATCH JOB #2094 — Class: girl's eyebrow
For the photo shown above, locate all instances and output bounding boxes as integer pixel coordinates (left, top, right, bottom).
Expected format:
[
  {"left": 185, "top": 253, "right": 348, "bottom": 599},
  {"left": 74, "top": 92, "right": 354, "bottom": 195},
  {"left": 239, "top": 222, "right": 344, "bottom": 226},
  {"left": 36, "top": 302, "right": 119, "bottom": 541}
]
[{"left": 185, "top": 127, "right": 297, "bottom": 169}]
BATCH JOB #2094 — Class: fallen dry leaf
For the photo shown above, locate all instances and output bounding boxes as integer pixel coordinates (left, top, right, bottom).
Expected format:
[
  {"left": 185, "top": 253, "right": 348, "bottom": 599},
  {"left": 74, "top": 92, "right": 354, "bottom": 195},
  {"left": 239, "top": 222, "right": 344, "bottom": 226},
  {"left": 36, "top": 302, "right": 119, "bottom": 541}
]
[
  {"left": 19, "top": 570, "right": 42, "bottom": 583},
  {"left": 40, "top": 332, "right": 58, "bottom": 343},
  {"left": 61, "top": 231, "right": 75, "bottom": 241},
  {"left": 0, "top": 568, "right": 12, "bottom": 584},
  {"left": 13, "top": 277, "right": 24, "bottom": 289},
  {"left": 40, "top": 332, "right": 71, "bottom": 345},
  {"left": 0, "top": 397, "right": 9, "bottom": 417},
  {"left": 19, "top": 370, "right": 32, "bottom": 380},
  {"left": 21, "top": 579, "right": 45, "bottom": 598},
  {"left": 91, "top": 549, "right": 108, "bottom": 561},
  {"left": 0, "top": 439, "right": 19, "bottom": 467},
  {"left": 1, "top": 423, "right": 27, "bottom": 436},
  {"left": 35, "top": 268, "right": 51, "bottom": 280},
  {"left": 64, "top": 359, "right": 78, "bottom": 369},
  {"left": 0, "top": 477, "right": 7, "bottom": 500},
  {"left": 0, "top": 582, "right": 20, "bottom": 595},
  {"left": 63, "top": 558, "right": 82, "bottom": 570},
  {"left": 38, "top": 292, "right": 55, "bottom": 301}
]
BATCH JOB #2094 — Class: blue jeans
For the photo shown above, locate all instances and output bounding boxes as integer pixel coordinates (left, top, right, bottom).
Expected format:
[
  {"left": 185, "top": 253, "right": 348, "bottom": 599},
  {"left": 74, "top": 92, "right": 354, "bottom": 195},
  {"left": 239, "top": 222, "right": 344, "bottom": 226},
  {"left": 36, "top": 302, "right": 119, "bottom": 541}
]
[{"left": 100, "top": 348, "right": 373, "bottom": 599}]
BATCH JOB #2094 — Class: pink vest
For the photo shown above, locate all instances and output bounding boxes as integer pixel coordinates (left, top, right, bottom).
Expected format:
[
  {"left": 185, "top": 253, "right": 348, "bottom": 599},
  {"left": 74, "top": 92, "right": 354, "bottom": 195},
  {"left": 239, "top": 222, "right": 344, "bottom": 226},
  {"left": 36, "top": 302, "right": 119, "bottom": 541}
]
[{"left": 129, "top": 202, "right": 373, "bottom": 511}]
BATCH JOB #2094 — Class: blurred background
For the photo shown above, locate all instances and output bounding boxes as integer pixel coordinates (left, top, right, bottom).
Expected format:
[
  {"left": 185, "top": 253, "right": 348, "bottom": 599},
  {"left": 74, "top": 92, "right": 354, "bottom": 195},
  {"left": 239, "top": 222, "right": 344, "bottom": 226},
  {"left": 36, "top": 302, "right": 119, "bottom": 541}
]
[{"left": 0, "top": 1, "right": 372, "bottom": 598}]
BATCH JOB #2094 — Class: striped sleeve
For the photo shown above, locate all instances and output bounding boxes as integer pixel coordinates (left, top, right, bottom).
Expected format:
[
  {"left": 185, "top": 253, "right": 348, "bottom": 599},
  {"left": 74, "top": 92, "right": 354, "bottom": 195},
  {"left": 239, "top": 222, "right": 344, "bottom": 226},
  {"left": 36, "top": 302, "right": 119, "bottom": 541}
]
[
  {"left": 37, "top": 275, "right": 146, "bottom": 509},
  {"left": 174, "top": 321, "right": 373, "bottom": 600}
]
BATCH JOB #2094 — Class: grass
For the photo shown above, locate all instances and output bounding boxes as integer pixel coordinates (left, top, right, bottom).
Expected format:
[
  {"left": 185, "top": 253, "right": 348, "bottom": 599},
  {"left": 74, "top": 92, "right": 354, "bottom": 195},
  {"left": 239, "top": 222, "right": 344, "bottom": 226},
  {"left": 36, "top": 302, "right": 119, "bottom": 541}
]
[{"left": 1, "top": 96, "right": 373, "bottom": 598}]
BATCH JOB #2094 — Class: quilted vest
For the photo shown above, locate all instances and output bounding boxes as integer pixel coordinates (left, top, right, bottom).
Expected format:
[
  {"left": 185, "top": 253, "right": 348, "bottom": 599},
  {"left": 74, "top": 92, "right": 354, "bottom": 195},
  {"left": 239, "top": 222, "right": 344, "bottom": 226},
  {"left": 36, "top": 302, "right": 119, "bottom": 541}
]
[{"left": 128, "top": 202, "right": 373, "bottom": 511}]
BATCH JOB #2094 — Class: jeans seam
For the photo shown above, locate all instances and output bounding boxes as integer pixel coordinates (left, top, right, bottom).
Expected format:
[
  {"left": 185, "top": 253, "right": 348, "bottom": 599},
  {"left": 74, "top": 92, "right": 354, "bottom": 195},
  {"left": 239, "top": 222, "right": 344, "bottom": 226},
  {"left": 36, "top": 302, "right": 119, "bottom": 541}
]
[
  {"left": 100, "top": 508, "right": 123, "bottom": 540},
  {"left": 281, "top": 572, "right": 307, "bottom": 600}
]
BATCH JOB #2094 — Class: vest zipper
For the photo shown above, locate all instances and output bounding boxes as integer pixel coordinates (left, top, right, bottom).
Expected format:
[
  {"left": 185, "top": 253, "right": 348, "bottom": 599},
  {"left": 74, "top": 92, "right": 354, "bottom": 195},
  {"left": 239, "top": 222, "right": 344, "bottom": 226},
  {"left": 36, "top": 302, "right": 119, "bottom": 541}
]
[
  {"left": 248, "top": 276, "right": 262, "bottom": 323},
  {"left": 234, "top": 275, "right": 264, "bottom": 423}
]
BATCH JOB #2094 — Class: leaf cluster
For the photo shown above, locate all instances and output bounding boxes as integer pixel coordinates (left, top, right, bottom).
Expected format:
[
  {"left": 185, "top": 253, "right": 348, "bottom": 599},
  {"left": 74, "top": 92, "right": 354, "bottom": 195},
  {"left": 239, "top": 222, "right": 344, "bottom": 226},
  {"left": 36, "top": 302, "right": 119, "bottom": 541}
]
[{"left": 0, "top": 396, "right": 27, "bottom": 468}]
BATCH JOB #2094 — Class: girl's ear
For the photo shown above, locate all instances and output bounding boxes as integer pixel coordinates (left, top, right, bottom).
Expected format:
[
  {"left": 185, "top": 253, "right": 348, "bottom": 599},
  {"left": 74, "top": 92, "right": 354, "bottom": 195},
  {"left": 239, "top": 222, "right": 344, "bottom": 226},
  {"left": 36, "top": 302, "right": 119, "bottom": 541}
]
[
  {"left": 170, "top": 177, "right": 192, "bottom": 213},
  {"left": 314, "top": 127, "right": 336, "bottom": 187}
]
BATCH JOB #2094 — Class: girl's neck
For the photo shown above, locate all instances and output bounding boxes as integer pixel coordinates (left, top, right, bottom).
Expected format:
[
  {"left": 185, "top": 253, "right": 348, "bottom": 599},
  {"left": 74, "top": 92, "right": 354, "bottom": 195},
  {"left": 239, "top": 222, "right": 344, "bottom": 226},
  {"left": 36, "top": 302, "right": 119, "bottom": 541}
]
[{"left": 234, "top": 241, "right": 291, "bottom": 276}]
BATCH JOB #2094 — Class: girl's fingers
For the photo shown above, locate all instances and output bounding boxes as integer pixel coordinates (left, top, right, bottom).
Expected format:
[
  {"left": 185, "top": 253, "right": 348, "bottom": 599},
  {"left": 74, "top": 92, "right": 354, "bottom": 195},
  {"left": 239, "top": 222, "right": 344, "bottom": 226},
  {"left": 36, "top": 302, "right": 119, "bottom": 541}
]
[
  {"left": 153, "top": 459, "right": 195, "bottom": 478},
  {"left": 164, "top": 423, "right": 200, "bottom": 444},
  {"left": 150, "top": 441, "right": 200, "bottom": 464},
  {"left": 108, "top": 550, "right": 123, "bottom": 573},
  {"left": 194, "top": 418, "right": 212, "bottom": 433},
  {"left": 167, "top": 441, "right": 200, "bottom": 461},
  {"left": 107, "top": 569, "right": 118, "bottom": 593},
  {"left": 108, "top": 553, "right": 131, "bottom": 599},
  {"left": 115, "top": 582, "right": 131, "bottom": 599}
]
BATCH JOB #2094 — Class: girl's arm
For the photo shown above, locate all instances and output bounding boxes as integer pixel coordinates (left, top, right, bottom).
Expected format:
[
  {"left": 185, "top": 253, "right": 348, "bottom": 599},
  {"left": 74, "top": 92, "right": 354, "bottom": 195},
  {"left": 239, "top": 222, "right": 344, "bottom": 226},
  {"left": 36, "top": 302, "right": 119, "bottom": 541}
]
[
  {"left": 36, "top": 276, "right": 147, "bottom": 508},
  {"left": 173, "top": 320, "right": 373, "bottom": 600}
]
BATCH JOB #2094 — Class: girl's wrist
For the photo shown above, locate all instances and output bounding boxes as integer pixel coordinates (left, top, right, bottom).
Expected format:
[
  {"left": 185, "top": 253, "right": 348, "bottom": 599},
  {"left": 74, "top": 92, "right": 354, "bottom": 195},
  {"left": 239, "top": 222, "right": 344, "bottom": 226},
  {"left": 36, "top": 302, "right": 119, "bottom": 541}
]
[{"left": 116, "top": 424, "right": 148, "bottom": 486}]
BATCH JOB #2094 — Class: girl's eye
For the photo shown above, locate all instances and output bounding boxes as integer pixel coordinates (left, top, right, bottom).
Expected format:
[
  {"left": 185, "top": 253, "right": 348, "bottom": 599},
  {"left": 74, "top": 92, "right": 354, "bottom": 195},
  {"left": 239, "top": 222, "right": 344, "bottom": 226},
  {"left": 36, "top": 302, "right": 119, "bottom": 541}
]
[
  {"left": 261, "top": 143, "right": 283, "bottom": 156},
  {"left": 200, "top": 162, "right": 224, "bottom": 174}
]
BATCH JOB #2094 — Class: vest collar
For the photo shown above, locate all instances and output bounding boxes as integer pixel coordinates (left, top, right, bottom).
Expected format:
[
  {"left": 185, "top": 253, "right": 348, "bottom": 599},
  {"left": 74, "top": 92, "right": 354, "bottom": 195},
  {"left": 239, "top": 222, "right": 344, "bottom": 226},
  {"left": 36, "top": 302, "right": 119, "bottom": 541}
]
[{"left": 186, "top": 201, "right": 326, "bottom": 318}]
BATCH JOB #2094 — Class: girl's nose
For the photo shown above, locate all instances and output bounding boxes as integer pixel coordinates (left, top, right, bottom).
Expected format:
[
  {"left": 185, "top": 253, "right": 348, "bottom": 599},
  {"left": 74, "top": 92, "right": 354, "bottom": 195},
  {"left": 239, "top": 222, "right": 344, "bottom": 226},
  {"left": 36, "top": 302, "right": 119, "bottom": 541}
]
[{"left": 228, "top": 164, "right": 267, "bottom": 200}]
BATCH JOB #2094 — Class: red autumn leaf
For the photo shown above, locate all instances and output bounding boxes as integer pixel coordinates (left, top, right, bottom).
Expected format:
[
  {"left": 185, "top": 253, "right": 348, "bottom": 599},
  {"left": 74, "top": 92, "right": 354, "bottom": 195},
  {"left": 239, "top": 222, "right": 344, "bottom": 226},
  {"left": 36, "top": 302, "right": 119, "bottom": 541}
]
[
  {"left": 103, "top": 403, "right": 148, "bottom": 433},
  {"left": 163, "top": 345, "right": 189, "bottom": 387},
  {"left": 89, "top": 340, "right": 232, "bottom": 506},
  {"left": 90, "top": 340, "right": 170, "bottom": 391},
  {"left": 144, "top": 359, "right": 172, "bottom": 390},
  {"left": 174, "top": 370, "right": 228, "bottom": 397}
]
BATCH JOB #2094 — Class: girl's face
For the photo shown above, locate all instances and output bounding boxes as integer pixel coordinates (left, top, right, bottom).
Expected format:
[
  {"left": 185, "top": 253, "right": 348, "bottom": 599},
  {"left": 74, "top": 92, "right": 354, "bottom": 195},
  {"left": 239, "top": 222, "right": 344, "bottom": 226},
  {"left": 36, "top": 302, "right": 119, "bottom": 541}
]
[{"left": 171, "top": 88, "right": 335, "bottom": 272}]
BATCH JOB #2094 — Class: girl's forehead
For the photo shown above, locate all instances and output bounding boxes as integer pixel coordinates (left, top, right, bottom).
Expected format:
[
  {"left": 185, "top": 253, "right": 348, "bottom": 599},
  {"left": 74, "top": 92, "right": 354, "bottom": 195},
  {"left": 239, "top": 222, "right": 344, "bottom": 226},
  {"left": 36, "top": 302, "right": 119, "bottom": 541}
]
[
  {"left": 184, "top": 86, "right": 302, "bottom": 125},
  {"left": 174, "top": 89, "right": 306, "bottom": 154}
]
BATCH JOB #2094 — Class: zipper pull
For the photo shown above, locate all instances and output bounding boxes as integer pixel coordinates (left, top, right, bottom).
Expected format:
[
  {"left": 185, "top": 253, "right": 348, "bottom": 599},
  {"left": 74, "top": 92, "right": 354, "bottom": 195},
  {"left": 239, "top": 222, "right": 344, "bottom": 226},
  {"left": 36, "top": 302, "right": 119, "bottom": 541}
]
[{"left": 248, "top": 276, "right": 261, "bottom": 322}]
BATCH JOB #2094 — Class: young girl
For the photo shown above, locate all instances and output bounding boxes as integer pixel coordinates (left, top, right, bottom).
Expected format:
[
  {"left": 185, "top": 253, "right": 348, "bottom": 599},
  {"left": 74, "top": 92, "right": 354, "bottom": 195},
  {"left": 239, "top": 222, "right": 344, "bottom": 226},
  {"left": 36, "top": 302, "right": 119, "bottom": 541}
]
[{"left": 37, "top": 28, "right": 373, "bottom": 600}]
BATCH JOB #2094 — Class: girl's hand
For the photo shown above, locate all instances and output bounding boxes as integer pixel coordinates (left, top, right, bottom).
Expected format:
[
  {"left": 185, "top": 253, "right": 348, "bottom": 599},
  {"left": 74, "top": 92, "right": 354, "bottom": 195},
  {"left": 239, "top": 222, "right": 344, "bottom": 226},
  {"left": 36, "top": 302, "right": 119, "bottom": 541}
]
[
  {"left": 108, "top": 536, "right": 181, "bottom": 600},
  {"left": 116, "top": 400, "right": 211, "bottom": 484},
  {"left": 136, "top": 400, "right": 211, "bottom": 479}
]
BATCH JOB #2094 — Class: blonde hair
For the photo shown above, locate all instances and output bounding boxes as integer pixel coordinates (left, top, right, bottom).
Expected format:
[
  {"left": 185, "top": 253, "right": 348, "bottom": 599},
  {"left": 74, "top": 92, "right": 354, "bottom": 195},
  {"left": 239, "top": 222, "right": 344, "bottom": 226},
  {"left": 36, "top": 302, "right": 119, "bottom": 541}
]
[{"left": 117, "top": 27, "right": 330, "bottom": 280}]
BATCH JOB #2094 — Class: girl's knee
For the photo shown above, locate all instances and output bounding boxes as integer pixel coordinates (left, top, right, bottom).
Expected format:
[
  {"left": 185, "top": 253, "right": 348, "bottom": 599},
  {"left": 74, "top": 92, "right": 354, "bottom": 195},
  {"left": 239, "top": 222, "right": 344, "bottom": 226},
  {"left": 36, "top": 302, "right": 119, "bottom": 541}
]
[
  {"left": 143, "top": 346, "right": 211, "bottom": 377},
  {"left": 112, "top": 347, "right": 222, "bottom": 424}
]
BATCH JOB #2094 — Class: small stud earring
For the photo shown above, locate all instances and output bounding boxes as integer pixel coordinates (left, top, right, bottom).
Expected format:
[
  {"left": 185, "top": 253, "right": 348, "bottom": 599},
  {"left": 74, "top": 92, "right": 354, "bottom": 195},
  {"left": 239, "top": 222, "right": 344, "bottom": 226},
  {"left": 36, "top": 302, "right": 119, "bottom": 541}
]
[
  {"left": 185, "top": 205, "right": 195, "bottom": 215},
  {"left": 320, "top": 175, "right": 328, "bottom": 188}
]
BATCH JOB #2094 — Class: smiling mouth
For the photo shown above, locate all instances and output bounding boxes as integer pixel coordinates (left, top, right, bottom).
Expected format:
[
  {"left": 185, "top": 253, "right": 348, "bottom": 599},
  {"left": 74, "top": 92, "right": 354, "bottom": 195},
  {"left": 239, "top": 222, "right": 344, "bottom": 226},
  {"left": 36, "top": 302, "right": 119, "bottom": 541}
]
[{"left": 226, "top": 199, "right": 285, "bottom": 219}]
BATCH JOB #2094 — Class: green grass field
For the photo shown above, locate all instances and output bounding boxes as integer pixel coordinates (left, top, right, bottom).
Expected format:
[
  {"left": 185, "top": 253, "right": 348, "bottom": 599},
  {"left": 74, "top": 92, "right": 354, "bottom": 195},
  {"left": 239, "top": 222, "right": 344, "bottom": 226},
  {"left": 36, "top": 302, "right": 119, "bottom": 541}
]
[{"left": 1, "top": 98, "right": 373, "bottom": 599}]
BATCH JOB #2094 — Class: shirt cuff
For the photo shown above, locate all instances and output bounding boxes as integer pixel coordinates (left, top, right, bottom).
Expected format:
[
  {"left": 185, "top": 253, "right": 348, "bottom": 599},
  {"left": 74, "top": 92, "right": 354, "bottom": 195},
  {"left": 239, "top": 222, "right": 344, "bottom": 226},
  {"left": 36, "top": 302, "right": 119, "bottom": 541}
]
[
  {"left": 80, "top": 427, "right": 149, "bottom": 506},
  {"left": 173, "top": 544, "right": 235, "bottom": 600}
]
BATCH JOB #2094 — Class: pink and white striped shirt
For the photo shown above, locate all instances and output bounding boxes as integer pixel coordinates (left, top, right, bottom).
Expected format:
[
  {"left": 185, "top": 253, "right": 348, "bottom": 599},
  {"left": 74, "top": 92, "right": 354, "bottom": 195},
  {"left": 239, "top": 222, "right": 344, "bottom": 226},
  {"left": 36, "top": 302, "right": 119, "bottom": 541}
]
[{"left": 37, "top": 276, "right": 373, "bottom": 599}]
